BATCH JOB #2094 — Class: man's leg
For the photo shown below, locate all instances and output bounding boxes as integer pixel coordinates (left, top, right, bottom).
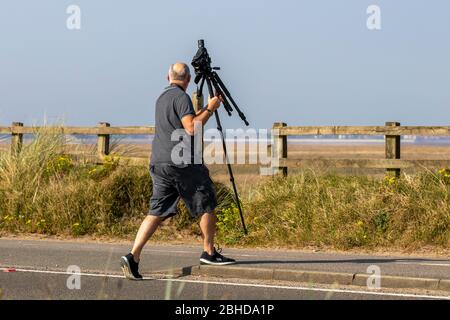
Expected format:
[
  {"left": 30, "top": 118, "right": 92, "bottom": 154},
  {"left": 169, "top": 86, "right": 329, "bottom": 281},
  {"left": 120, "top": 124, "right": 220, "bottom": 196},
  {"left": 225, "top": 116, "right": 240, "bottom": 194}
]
[
  {"left": 198, "top": 211, "right": 236, "bottom": 265},
  {"left": 199, "top": 212, "right": 217, "bottom": 255},
  {"left": 130, "top": 215, "right": 163, "bottom": 262},
  {"left": 179, "top": 165, "right": 235, "bottom": 265},
  {"left": 121, "top": 165, "right": 178, "bottom": 280}
]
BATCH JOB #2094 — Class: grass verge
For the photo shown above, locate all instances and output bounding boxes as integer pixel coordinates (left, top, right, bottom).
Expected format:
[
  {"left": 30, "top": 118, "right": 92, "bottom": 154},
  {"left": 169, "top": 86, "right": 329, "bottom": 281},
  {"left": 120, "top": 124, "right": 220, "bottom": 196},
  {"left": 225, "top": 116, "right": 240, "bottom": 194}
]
[{"left": 0, "top": 127, "right": 449, "bottom": 250}]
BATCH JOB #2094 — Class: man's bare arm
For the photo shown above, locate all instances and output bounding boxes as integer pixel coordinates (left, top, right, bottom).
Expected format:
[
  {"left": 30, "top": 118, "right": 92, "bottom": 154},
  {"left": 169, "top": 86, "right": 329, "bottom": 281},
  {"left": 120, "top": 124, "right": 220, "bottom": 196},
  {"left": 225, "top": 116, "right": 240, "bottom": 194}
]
[{"left": 181, "top": 96, "right": 222, "bottom": 135}]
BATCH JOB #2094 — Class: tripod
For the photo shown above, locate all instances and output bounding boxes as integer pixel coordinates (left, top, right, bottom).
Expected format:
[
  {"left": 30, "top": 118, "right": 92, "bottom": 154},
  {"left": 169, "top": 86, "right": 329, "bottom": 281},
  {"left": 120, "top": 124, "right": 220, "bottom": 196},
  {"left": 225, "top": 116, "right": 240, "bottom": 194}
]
[{"left": 192, "top": 40, "right": 249, "bottom": 235}]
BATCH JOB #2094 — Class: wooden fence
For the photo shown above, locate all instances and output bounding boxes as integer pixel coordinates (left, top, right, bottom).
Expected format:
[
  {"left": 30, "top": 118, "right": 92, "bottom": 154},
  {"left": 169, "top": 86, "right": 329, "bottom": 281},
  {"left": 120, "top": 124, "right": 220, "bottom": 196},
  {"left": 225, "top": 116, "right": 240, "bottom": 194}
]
[
  {"left": 2, "top": 121, "right": 450, "bottom": 177},
  {"left": 272, "top": 122, "right": 450, "bottom": 177},
  {"left": 2, "top": 122, "right": 154, "bottom": 160}
]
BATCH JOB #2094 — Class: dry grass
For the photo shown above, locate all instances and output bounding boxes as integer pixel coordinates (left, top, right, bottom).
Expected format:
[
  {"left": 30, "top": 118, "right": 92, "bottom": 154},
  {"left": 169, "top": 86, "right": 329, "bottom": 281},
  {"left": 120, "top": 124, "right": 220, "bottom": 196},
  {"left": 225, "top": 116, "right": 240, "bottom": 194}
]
[
  {"left": 0, "top": 128, "right": 150, "bottom": 236},
  {"left": 219, "top": 170, "right": 450, "bottom": 249},
  {"left": 1, "top": 130, "right": 449, "bottom": 249}
]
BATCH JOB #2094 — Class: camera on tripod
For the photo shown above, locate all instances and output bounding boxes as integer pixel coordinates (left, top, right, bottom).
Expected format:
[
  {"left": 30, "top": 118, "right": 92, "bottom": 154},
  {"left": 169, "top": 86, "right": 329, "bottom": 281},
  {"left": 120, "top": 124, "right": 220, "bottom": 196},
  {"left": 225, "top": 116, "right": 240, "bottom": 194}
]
[
  {"left": 191, "top": 40, "right": 214, "bottom": 84},
  {"left": 191, "top": 39, "right": 249, "bottom": 126}
]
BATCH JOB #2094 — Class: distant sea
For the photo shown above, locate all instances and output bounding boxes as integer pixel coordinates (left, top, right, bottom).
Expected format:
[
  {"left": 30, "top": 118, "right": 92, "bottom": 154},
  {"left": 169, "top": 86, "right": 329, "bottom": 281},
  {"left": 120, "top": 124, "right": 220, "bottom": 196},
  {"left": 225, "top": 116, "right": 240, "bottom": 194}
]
[{"left": 2, "top": 134, "right": 450, "bottom": 145}]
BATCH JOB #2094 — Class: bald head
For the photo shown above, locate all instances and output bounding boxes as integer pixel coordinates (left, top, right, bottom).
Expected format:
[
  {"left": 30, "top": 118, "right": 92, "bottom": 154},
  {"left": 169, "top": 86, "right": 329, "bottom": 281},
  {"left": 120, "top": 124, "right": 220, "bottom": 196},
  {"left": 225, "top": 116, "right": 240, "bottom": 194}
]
[{"left": 169, "top": 62, "right": 191, "bottom": 82}]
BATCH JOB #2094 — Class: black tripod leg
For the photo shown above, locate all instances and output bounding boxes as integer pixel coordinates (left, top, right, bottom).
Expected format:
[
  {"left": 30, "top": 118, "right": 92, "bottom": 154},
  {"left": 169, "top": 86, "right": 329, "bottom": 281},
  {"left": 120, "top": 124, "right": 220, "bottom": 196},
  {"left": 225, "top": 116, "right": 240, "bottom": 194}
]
[
  {"left": 212, "top": 72, "right": 249, "bottom": 126},
  {"left": 214, "top": 111, "right": 248, "bottom": 235},
  {"left": 207, "top": 75, "right": 233, "bottom": 116},
  {"left": 205, "top": 78, "right": 248, "bottom": 235}
]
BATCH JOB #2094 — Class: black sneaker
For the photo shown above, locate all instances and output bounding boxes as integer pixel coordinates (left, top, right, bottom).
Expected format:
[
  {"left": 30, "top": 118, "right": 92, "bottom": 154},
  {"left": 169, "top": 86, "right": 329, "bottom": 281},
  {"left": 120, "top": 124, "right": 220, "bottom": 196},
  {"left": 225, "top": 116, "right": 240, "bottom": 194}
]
[
  {"left": 120, "top": 253, "right": 143, "bottom": 280},
  {"left": 200, "top": 248, "right": 236, "bottom": 266}
]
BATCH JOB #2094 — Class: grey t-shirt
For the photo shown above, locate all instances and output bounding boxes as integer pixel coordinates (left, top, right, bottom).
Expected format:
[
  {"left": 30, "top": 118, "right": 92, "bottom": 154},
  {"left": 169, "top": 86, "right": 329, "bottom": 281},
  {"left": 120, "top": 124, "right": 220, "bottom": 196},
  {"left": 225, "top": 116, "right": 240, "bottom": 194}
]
[{"left": 150, "top": 84, "right": 196, "bottom": 166}]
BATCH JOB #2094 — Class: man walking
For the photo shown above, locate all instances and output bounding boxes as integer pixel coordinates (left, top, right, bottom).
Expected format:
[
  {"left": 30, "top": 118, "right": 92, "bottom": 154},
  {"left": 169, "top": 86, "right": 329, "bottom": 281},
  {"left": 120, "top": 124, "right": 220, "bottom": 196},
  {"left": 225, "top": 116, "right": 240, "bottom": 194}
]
[{"left": 120, "top": 62, "right": 236, "bottom": 280}]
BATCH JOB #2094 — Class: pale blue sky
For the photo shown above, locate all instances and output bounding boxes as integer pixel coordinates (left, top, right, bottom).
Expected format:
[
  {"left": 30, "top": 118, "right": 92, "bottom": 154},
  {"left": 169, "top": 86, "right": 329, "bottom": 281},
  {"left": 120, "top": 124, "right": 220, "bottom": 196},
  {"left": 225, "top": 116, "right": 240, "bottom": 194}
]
[{"left": 0, "top": 0, "right": 449, "bottom": 129}]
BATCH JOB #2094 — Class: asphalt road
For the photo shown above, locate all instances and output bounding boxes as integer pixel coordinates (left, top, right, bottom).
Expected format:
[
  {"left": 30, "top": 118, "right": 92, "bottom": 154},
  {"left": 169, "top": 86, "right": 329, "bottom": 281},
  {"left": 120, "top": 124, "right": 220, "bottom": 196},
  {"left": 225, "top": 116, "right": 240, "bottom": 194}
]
[
  {"left": 1, "top": 238, "right": 450, "bottom": 300},
  {"left": 1, "top": 270, "right": 446, "bottom": 300}
]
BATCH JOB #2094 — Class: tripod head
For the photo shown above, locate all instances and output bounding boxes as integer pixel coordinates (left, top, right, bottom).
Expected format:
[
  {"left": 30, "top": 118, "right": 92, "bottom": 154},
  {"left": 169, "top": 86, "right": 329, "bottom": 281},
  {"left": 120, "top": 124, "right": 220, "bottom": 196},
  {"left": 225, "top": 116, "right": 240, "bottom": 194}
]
[
  {"left": 192, "top": 40, "right": 219, "bottom": 84},
  {"left": 191, "top": 39, "right": 249, "bottom": 126}
]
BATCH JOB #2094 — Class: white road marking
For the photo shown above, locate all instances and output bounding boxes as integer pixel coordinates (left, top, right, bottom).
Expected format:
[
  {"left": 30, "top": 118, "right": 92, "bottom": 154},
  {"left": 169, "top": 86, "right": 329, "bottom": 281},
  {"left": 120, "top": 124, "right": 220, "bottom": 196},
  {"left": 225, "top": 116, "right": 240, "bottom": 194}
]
[
  {"left": 395, "top": 262, "right": 450, "bottom": 267},
  {"left": 4, "top": 267, "right": 450, "bottom": 300}
]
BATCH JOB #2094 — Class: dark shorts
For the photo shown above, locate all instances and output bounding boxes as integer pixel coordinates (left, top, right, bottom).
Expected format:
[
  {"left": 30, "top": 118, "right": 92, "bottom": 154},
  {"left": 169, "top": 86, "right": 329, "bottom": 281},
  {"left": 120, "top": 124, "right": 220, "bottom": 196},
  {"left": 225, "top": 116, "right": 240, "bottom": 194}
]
[{"left": 149, "top": 164, "right": 218, "bottom": 219}]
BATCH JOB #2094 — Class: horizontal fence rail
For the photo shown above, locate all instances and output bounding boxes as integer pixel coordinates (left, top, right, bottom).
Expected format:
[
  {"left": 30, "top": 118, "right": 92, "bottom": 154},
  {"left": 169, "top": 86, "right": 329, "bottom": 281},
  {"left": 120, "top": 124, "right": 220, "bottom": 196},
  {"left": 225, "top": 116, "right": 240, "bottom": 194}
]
[
  {"left": 278, "top": 126, "right": 450, "bottom": 136},
  {"left": 0, "top": 125, "right": 155, "bottom": 135},
  {"left": 2, "top": 121, "right": 450, "bottom": 176},
  {"left": 5, "top": 124, "right": 450, "bottom": 137},
  {"left": 279, "top": 159, "right": 450, "bottom": 170}
]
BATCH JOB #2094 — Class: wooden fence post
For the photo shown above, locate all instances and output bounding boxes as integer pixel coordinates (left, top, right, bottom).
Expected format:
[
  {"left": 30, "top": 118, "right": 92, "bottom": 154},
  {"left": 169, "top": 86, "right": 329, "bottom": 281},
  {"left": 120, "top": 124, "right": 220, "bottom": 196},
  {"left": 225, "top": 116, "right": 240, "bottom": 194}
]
[
  {"left": 97, "top": 122, "right": 110, "bottom": 158},
  {"left": 192, "top": 91, "right": 204, "bottom": 113},
  {"left": 272, "top": 122, "right": 287, "bottom": 176},
  {"left": 192, "top": 91, "right": 205, "bottom": 161},
  {"left": 385, "top": 121, "right": 401, "bottom": 177},
  {"left": 11, "top": 122, "right": 24, "bottom": 156}
]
